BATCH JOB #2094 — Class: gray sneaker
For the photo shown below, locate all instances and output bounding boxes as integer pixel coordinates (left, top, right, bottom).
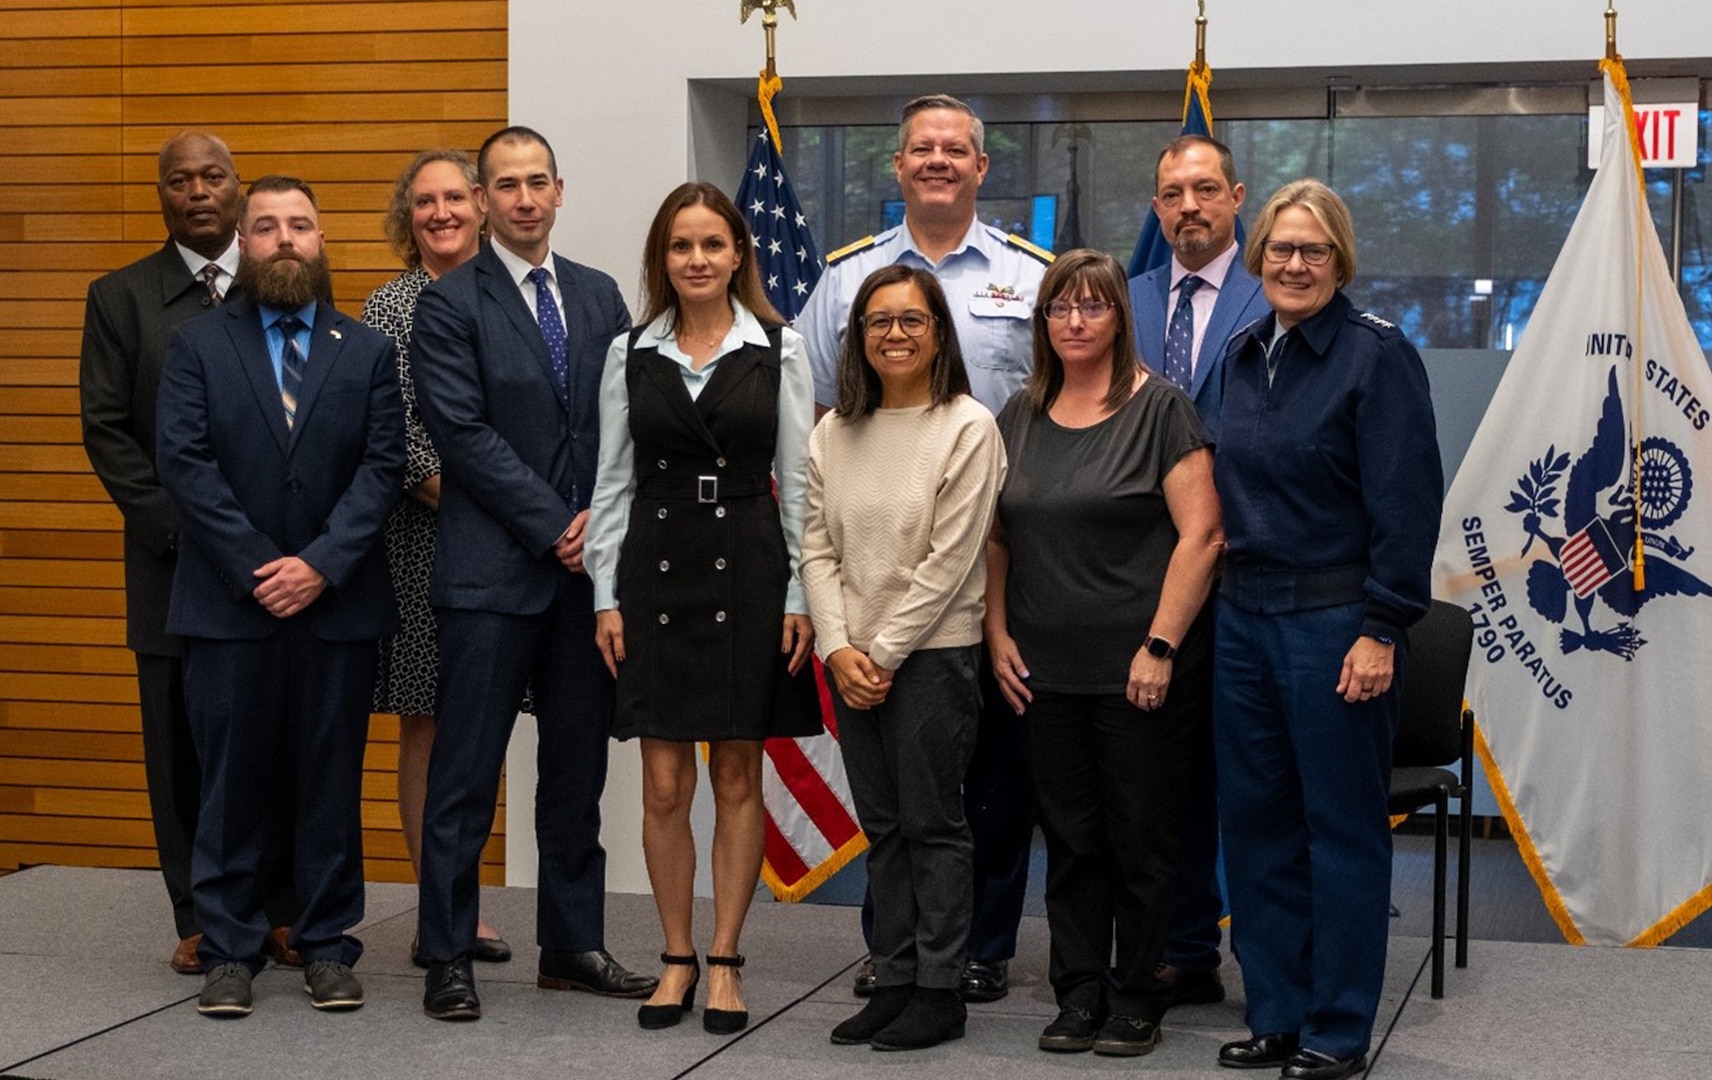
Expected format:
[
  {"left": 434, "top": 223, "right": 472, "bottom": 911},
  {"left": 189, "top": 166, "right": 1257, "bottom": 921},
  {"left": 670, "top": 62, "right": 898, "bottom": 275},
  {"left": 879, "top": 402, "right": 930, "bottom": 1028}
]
[
  {"left": 303, "top": 959, "right": 364, "bottom": 1011},
  {"left": 198, "top": 963, "right": 254, "bottom": 1017}
]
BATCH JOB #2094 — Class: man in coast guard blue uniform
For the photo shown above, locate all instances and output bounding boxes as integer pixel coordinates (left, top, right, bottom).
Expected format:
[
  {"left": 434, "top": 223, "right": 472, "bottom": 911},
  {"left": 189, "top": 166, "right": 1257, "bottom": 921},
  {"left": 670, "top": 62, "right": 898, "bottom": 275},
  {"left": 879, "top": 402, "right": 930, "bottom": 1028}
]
[
  {"left": 156, "top": 175, "right": 404, "bottom": 1018},
  {"left": 796, "top": 93, "right": 1050, "bottom": 1003},
  {"left": 1126, "top": 134, "right": 1270, "bottom": 1008}
]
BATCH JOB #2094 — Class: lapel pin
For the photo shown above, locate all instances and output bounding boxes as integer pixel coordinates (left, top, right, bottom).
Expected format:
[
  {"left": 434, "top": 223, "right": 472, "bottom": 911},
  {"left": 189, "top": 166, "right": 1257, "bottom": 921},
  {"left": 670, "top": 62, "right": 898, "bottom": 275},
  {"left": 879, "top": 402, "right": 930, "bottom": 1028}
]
[{"left": 329, "top": 328, "right": 343, "bottom": 340}]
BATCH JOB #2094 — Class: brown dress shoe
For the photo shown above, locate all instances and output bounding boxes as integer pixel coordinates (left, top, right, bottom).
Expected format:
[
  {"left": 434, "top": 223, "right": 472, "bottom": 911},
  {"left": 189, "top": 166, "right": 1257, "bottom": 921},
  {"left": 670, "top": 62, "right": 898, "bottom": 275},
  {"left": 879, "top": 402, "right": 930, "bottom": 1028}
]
[
  {"left": 172, "top": 934, "right": 204, "bottom": 975},
  {"left": 263, "top": 926, "right": 303, "bottom": 968}
]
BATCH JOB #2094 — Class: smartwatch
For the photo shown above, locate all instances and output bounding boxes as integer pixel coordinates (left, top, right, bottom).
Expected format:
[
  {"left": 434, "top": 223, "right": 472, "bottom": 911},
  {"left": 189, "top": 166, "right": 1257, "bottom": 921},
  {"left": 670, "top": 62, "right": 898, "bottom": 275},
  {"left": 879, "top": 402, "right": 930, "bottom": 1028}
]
[{"left": 1143, "top": 635, "right": 1177, "bottom": 660}]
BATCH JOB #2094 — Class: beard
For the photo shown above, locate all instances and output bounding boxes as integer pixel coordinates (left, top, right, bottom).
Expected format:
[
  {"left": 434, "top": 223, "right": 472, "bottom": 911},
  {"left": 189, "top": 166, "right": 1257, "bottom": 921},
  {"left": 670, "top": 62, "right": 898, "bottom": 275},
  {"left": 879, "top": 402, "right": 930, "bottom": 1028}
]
[
  {"left": 235, "top": 250, "right": 333, "bottom": 311},
  {"left": 1171, "top": 225, "right": 1218, "bottom": 259}
]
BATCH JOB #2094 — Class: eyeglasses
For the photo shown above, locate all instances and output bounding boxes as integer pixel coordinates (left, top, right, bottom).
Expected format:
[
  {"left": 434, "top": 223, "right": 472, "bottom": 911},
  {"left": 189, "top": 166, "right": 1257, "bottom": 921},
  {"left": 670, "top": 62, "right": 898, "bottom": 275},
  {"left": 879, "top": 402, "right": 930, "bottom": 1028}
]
[
  {"left": 862, "top": 310, "right": 934, "bottom": 337},
  {"left": 1261, "top": 241, "right": 1335, "bottom": 267},
  {"left": 1041, "top": 299, "right": 1115, "bottom": 321}
]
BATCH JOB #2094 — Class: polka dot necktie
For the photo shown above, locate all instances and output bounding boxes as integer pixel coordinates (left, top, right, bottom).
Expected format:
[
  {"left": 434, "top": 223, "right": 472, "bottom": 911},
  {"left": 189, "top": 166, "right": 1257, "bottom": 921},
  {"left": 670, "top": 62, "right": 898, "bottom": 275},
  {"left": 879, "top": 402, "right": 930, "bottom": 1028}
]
[
  {"left": 527, "top": 266, "right": 569, "bottom": 395},
  {"left": 277, "top": 315, "right": 306, "bottom": 430},
  {"left": 1162, "top": 273, "right": 1203, "bottom": 391}
]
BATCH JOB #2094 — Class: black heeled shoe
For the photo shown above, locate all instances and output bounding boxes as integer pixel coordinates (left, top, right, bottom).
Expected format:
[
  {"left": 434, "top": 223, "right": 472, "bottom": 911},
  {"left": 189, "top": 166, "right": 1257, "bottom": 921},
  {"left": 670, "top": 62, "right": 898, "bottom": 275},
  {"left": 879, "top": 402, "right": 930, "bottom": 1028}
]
[
  {"left": 702, "top": 953, "right": 749, "bottom": 1035},
  {"left": 636, "top": 953, "right": 700, "bottom": 1030}
]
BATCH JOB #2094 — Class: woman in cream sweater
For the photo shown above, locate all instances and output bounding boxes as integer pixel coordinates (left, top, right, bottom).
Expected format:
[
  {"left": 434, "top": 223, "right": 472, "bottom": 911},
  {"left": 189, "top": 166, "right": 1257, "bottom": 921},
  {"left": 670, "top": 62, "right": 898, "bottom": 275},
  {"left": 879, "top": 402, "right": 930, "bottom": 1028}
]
[{"left": 801, "top": 264, "right": 1005, "bottom": 1053}]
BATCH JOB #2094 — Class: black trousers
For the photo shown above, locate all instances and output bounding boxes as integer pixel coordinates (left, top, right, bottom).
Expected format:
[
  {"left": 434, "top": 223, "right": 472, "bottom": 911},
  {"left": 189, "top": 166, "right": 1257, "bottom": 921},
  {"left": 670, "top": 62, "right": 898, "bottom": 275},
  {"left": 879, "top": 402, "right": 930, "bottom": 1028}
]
[
  {"left": 135, "top": 651, "right": 199, "bottom": 939},
  {"left": 185, "top": 625, "right": 371, "bottom": 969},
  {"left": 1027, "top": 660, "right": 1204, "bottom": 1019}
]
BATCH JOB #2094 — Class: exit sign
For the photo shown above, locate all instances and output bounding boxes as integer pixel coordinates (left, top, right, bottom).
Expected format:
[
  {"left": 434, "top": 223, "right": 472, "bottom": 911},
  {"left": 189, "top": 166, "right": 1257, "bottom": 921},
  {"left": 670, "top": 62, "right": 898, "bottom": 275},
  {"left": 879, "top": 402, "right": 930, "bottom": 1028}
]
[{"left": 1588, "top": 102, "right": 1700, "bottom": 168}]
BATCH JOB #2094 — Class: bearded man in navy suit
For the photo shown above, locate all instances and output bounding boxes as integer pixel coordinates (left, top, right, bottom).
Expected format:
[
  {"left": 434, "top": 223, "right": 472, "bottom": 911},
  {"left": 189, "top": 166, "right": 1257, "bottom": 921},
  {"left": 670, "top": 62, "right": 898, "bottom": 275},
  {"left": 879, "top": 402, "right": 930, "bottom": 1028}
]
[
  {"left": 1127, "top": 135, "right": 1270, "bottom": 1007},
  {"left": 156, "top": 175, "right": 404, "bottom": 1018},
  {"left": 411, "top": 126, "right": 654, "bottom": 1021}
]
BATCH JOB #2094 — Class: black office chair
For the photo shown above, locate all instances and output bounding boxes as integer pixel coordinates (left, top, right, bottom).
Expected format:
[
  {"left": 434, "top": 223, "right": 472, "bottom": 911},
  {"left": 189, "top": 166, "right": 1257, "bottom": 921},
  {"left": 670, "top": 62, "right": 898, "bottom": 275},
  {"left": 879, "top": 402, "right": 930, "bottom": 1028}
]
[{"left": 1389, "top": 599, "right": 1475, "bottom": 999}]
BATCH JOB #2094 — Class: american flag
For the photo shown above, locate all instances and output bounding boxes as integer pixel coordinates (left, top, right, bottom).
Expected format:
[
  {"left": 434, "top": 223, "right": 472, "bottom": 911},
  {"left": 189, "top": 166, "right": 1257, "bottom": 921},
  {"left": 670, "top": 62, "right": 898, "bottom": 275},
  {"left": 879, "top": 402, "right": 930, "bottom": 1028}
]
[
  {"left": 736, "top": 128, "right": 822, "bottom": 321},
  {"left": 736, "top": 107, "right": 862, "bottom": 901},
  {"left": 1560, "top": 518, "right": 1627, "bottom": 598}
]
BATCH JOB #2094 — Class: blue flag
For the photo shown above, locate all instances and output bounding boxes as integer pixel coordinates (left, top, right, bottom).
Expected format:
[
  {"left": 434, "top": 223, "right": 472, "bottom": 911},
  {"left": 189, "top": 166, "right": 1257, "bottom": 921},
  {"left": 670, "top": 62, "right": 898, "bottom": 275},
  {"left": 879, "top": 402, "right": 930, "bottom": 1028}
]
[
  {"left": 1126, "top": 61, "right": 1243, "bottom": 278},
  {"left": 737, "top": 119, "right": 822, "bottom": 322}
]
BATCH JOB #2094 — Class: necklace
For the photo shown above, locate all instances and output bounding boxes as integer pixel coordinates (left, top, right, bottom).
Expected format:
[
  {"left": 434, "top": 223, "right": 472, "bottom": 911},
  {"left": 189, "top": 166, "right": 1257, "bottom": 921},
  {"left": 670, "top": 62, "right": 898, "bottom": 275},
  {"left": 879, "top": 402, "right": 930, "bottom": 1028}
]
[{"left": 676, "top": 320, "right": 732, "bottom": 352}]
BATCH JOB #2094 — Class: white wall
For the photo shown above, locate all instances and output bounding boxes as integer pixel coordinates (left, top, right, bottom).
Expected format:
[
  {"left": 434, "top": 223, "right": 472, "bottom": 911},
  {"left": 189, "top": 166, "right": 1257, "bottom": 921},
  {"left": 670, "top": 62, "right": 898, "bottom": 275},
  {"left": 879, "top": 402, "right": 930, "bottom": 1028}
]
[{"left": 507, "top": 0, "right": 1712, "bottom": 894}]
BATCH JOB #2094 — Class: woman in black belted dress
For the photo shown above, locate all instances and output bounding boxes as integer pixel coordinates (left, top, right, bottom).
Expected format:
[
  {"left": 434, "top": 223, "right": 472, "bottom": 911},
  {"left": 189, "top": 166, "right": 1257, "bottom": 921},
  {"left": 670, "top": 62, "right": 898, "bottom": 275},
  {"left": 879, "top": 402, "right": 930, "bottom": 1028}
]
[{"left": 587, "top": 182, "right": 820, "bottom": 1036}]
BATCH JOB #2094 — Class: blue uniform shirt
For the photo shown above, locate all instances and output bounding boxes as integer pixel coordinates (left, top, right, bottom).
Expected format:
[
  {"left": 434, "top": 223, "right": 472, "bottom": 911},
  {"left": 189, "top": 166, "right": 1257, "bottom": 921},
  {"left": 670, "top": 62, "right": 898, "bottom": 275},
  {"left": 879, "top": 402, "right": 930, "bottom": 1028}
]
[
  {"left": 1214, "top": 290, "right": 1443, "bottom": 641},
  {"left": 797, "top": 219, "right": 1051, "bottom": 414}
]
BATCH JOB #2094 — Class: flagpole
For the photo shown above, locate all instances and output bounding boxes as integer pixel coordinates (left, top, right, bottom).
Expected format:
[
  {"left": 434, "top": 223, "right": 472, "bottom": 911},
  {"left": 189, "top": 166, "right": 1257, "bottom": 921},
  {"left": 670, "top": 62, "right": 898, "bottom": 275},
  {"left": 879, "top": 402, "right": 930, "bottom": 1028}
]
[{"left": 740, "top": 0, "right": 798, "bottom": 151}]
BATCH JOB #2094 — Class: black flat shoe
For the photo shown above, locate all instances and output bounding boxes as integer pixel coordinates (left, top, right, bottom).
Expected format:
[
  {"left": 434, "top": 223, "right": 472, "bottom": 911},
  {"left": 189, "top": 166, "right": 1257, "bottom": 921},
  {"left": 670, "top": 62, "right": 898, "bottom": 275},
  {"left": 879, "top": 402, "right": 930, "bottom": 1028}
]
[
  {"left": 1281, "top": 1048, "right": 1367, "bottom": 1080},
  {"left": 1219, "top": 1033, "right": 1301, "bottom": 1069},
  {"left": 831, "top": 984, "right": 912, "bottom": 1045},
  {"left": 637, "top": 953, "right": 699, "bottom": 1030},
  {"left": 702, "top": 953, "right": 748, "bottom": 1035},
  {"left": 423, "top": 956, "right": 481, "bottom": 1021},
  {"left": 959, "top": 958, "right": 1009, "bottom": 1003},
  {"left": 472, "top": 934, "right": 512, "bottom": 964}
]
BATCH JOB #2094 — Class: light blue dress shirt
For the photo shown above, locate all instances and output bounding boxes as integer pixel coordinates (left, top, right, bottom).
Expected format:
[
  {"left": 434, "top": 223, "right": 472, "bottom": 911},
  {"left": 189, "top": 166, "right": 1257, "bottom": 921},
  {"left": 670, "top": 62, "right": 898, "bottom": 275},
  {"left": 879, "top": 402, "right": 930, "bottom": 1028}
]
[{"left": 258, "top": 300, "right": 318, "bottom": 387}]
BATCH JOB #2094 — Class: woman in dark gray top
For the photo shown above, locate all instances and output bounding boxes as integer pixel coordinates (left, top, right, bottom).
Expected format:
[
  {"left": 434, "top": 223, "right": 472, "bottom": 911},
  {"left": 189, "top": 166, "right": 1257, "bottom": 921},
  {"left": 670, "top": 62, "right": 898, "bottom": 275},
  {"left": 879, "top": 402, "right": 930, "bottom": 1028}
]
[{"left": 984, "top": 249, "right": 1223, "bottom": 1057}]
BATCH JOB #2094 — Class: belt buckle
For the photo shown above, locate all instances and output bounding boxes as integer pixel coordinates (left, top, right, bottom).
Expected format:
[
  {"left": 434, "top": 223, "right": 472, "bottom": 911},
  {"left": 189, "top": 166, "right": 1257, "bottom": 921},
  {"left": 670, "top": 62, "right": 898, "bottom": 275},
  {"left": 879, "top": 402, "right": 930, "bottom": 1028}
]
[{"left": 697, "top": 475, "right": 718, "bottom": 504}]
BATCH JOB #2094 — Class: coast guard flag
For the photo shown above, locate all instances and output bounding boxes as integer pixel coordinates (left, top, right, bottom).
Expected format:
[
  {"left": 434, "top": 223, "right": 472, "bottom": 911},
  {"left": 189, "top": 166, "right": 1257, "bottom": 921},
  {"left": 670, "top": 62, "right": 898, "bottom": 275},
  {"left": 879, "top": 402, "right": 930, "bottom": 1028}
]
[
  {"left": 1126, "top": 58, "right": 1244, "bottom": 277},
  {"left": 1433, "top": 58, "right": 1712, "bottom": 946},
  {"left": 736, "top": 74, "right": 864, "bottom": 902}
]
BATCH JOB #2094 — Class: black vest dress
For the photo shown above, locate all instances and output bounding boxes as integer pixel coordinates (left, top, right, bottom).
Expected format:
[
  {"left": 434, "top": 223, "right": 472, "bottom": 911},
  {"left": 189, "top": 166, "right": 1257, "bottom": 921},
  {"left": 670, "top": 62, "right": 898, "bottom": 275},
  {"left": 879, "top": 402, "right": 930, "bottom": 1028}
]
[{"left": 611, "top": 326, "right": 822, "bottom": 742}]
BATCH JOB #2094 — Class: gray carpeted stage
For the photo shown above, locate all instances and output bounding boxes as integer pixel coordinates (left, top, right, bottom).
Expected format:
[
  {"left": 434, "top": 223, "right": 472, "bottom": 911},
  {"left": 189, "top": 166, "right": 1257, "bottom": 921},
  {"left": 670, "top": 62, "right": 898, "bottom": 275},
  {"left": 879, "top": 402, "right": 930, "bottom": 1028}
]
[{"left": 3, "top": 839, "right": 1708, "bottom": 1079}]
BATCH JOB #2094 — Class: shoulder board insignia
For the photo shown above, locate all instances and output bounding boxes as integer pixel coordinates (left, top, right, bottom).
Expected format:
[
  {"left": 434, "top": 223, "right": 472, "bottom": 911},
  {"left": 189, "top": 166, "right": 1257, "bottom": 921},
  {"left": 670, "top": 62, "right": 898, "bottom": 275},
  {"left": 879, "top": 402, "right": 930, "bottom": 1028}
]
[
  {"left": 825, "top": 236, "right": 877, "bottom": 265},
  {"left": 1357, "top": 311, "right": 1396, "bottom": 330},
  {"left": 1005, "top": 233, "right": 1055, "bottom": 264}
]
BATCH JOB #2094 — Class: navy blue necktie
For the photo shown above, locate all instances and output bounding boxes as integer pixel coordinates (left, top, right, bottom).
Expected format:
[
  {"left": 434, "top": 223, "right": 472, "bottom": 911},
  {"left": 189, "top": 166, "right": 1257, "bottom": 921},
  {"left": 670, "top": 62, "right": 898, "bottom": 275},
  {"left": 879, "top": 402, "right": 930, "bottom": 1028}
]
[
  {"left": 277, "top": 315, "right": 306, "bottom": 430},
  {"left": 1162, "top": 274, "right": 1203, "bottom": 390},
  {"left": 527, "top": 266, "right": 569, "bottom": 394}
]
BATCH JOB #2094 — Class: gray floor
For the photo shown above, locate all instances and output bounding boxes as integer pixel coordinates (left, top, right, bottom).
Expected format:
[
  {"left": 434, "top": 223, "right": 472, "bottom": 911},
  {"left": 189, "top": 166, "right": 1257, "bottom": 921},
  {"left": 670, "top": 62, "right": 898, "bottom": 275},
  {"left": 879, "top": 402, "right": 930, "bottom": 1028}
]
[{"left": 3, "top": 843, "right": 1708, "bottom": 1079}]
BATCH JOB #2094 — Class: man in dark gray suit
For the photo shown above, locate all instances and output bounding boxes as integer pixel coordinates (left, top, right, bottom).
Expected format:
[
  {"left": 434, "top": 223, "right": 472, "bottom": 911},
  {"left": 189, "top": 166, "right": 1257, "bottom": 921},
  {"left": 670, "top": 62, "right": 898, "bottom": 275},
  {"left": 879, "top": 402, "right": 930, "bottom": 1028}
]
[
  {"left": 156, "top": 175, "right": 404, "bottom": 1018},
  {"left": 1127, "top": 134, "right": 1271, "bottom": 1007},
  {"left": 411, "top": 126, "right": 653, "bottom": 1021},
  {"left": 79, "top": 132, "right": 297, "bottom": 974}
]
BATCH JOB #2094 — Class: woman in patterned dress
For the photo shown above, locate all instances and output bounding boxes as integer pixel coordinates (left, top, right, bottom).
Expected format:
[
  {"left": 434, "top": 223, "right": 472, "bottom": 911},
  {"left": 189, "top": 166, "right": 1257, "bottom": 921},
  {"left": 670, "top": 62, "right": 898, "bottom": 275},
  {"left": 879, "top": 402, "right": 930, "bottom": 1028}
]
[{"left": 362, "top": 148, "right": 508, "bottom": 962}]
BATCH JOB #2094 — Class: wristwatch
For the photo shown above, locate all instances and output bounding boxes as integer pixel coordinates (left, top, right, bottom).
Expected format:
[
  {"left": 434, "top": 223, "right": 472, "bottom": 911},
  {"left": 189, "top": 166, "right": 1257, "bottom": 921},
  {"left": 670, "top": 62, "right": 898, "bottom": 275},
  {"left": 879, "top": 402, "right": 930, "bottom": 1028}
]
[{"left": 1143, "top": 634, "right": 1177, "bottom": 660}]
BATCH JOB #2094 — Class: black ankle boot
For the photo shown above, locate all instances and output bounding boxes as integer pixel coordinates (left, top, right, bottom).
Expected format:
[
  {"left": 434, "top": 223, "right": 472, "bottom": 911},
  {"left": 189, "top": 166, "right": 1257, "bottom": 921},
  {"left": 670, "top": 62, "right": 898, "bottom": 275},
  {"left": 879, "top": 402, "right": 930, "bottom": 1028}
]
[
  {"left": 871, "top": 987, "right": 967, "bottom": 1051},
  {"left": 830, "top": 983, "right": 913, "bottom": 1044},
  {"left": 636, "top": 953, "right": 699, "bottom": 1030},
  {"left": 702, "top": 954, "right": 748, "bottom": 1035}
]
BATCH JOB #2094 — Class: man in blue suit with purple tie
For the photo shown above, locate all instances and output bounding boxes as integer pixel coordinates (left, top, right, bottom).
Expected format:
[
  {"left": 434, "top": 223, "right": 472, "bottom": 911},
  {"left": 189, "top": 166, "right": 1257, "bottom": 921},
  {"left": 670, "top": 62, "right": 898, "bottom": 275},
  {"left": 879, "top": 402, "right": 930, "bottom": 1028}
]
[
  {"left": 156, "top": 175, "right": 405, "bottom": 1018},
  {"left": 411, "top": 126, "right": 654, "bottom": 1021},
  {"left": 1127, "top": 135, "right": 1270, "bottom": 1006}
]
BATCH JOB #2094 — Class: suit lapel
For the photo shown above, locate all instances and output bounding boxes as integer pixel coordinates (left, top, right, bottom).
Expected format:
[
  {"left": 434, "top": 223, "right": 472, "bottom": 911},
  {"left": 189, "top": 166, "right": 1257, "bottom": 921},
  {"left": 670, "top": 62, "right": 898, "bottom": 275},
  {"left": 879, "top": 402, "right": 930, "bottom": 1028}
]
[
  {"left": 222, "top": 297, "right": 292, "bottom": 456},
  {"left": 479, "top": 246, "right": 567, "bottom": 410},
  {"left": 1191, "top": 266, "right": 1262, "bottom": 399},
  {"left": 285, "top": 304, "right": 349, "bottom": 451},
  {"left": 155, "top": 242, "right": 201, "bottom": 309}
]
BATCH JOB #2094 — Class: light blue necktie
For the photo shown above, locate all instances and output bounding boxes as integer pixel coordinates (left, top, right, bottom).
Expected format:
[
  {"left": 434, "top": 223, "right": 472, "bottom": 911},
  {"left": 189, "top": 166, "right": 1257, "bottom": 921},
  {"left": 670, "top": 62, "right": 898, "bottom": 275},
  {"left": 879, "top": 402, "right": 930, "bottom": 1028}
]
[{"left": 277, "top": 315, "right": 306, "bottom": 430}]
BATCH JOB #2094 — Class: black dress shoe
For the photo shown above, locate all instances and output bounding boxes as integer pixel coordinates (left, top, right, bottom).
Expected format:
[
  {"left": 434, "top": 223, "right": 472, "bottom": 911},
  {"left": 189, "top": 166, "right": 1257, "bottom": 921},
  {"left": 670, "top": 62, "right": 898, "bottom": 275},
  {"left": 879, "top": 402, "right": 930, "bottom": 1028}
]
[
  {"left": 538, "top": 948, "right": 658, "bottom": 998},
  {"left": 1219, "top": 1033, "right": 1301, "bottom": 1069},
  {"left": 424, "top": 956, "right": 481, "bottom": 1021},
  {"left": 303, "top": 959, "right": 364, "bottom": 1010},
  {"left": 1037, "top": 1005, "right": 1099, "bottom": 1053},
  {"left": 852, "top": 957, "right": 877, "bottom": 998},
  {"left": 1281, "top": 1048, "right": 1367, "bottom": 1080},
  {"left": 1157, "top": 961, "right": 1227, "bottom": 1007},
  {"left": 197, "top": 963, "right": 254, "bottom": 1018},
  {"left": 958, "top": 958, "right": 1009, "bottom": 1003},
  {"left": 1093, "top": 1014, "right": 1160, "bottom": 1057}
]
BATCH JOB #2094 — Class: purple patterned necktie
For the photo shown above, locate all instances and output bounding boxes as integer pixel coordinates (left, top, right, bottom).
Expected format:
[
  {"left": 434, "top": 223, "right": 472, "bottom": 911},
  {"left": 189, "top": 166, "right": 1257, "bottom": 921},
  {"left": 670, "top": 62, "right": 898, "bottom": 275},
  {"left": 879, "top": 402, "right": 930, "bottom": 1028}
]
[
  {"left": 527, "top": 266, "right": 569, "bottom": 394},
  {"left": 202, "top": 263, "right": 222, "bottom": 306},
  {"left": 1162, "top": 273, "right": 1203, "bottom": 390},
  {"left": 277, "top": 315, "right": 306, "bottom": 430}
]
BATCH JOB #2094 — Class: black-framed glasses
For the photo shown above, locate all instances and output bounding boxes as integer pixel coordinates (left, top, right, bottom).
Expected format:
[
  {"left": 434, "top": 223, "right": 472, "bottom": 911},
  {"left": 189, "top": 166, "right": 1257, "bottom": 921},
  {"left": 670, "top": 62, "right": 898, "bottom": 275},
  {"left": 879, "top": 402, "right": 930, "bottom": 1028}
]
[
  {"left": 1261, "top": 241, "right": 1335, "bottom": 267},
  {"left": 861, "top": 310, "right": 934, "bottom": 337},
  {"left": 1041, "top": 299, "right": 1115, "bottom": 321}
]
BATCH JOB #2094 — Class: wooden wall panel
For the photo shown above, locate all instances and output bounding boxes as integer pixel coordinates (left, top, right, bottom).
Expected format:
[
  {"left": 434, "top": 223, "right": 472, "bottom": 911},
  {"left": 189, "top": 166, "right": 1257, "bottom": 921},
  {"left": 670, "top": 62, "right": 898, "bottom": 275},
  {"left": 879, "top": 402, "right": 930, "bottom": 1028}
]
[{"left": 0, "top": 1, "right": 508, "bottom": 888}]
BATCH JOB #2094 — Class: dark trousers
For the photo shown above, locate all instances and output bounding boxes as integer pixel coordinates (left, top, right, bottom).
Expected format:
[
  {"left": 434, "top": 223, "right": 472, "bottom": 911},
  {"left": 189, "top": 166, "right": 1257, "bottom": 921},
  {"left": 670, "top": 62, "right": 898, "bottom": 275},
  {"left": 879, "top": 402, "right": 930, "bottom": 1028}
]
[
  {"left": 859, "top": 657, "right": 1034, "bottom": 964},
  {"left": 1028, "top": 665, "right": 1202, "bottom": 1019},
  {"left": 1161, "top": 708, "right": 1225, "bottom": 972},
  {"left": 185, "top": 625, "right": 372, "bottom": 969},
  {"left": 136, "top": 651, "right": 199, "bottom": 939},
  {"left": 1214, "top": 598, "right": 1403, "bottom": 1061},
  {"left": 417, "top": 586, "right": 613, "bottom": 963},
  {"left": 836, "top": 645, "right": 980, "bottom": 991}
]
